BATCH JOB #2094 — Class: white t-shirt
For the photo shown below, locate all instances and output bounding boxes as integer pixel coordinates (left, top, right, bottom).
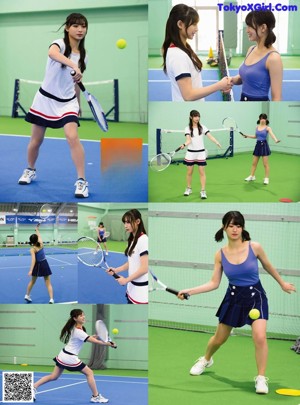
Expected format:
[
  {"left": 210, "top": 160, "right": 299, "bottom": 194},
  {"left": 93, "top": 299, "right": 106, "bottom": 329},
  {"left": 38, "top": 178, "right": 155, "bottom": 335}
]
[
  {"left": 166, "top": 46, "right": 204, "bottom": 102},
  {"left": 127, "top": 234, "right": 148, "bottom": 304},
  {"left": 41, "top": 38, "right": 87, "bottom": 100},
  {"left": 64, "top": 327, "right": 89, "bottom": 355},
  {"left": 185, "top": 125, "right": 209, "bottom": 150}
]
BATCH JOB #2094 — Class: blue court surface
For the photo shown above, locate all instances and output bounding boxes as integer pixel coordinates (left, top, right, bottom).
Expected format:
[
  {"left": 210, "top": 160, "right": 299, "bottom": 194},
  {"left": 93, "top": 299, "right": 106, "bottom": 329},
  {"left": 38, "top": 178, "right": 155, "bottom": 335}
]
[
  {"left": 0, "top": 249, "right": 77, "bottom": 304},
  {"left": 0, "top": 372, "right": 148, "bottom": 405},
  {"left": 0, "top": 135, "right": 148, "bottom": 203},
  {"left": 78, "top": 251, "right": 129, "bottom": 304},
  {"left": 148, "top": 68, "right": 300, "bottom": 101}
]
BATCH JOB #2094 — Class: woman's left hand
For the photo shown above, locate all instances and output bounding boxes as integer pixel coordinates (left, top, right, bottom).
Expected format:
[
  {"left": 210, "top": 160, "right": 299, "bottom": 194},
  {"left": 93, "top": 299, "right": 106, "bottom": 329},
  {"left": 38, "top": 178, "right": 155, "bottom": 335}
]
[
  {"left": 281, "top": 282, "right": 296, "bottom": 294},
  {"left": 116, "top": 276, "right": 128, "bottom": 286}
]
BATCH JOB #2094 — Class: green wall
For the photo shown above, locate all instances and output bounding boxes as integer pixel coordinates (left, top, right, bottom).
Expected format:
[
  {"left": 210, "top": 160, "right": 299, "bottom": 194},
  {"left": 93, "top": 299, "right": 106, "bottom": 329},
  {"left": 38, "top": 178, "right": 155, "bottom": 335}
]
[{"left": 0, "top": 1, "right": 148, "bottom": 122}]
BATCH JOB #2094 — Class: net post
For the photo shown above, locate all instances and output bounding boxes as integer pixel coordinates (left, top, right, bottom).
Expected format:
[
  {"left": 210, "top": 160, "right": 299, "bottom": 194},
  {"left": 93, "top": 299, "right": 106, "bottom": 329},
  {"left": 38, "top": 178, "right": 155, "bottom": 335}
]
[
  {"left": 156, "top": 129, "right": 162, "bottom": 155},
  {"left": 11, "top": 79, "right": 20, "bottom": 118},
  {"left": 114, "top": 79, "right": 119, "bottom": 122}
]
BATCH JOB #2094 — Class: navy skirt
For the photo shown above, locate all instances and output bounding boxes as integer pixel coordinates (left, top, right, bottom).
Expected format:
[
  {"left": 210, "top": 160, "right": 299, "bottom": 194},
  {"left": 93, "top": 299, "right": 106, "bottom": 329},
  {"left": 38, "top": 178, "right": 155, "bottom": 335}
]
[
  {"left": 240, "top": 92, "right": 269, "bottom": 101},
  {"left": 253, "top": 141, "right": 271, "bottom": 157},
  {"left": 32, "top": 260, "right": 52, "bottom": 277},
  {"left": 216, "top": 281, "right": 268, "bottom": 327}
]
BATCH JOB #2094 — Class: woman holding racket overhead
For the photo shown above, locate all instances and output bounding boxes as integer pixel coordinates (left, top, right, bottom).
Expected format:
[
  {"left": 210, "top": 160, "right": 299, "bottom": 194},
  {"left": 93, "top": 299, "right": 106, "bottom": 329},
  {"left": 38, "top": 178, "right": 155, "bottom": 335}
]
[
  {"left": 33, "top": 309, "right": 115, "bottom": 403},
  {"left": 107, "top": 209, "right": 148, "bottom": 304},
  {"left": 243, "top": 113, "right": 280, "bottom": 185},
  {"left": 162, "top": 4, "right": 232, "bottom": 101},
  {"left": 18, "top": 13, "right": 89, "bottom": 198},
  {"left": 181, "top": 110, "right": 221, "bottom": 199},
  {"left": 24, "top": 225, "right": 54, "bottom": 304},
  {"left": 97, "top": 222, "right": 109, "bottom": 256},
  {"left": 230, "top": 10, "right": 283, "bottom": 101},
  {"left": 178, "top": 211, "right": 296, "bottom": 395}
]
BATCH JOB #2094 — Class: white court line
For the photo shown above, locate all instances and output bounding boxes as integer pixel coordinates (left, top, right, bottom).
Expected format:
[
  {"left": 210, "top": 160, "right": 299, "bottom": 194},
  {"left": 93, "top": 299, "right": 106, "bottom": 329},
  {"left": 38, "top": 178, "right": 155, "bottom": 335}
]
[
  {"left": 36, "top": 380, "right": 87, "bottom": 395},
  {"left": 46, "top": 256, "right": 74, "bottom": 265}
]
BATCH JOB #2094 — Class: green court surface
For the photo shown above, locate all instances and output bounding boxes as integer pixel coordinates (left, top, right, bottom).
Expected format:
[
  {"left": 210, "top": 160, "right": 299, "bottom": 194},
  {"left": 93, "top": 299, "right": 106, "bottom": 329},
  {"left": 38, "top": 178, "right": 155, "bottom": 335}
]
[
  {"left": 0, "top": 116, "right": 148, "bottom": 144},
  {"left": 148, "top": 55, "right": 300, "bottom": 69},
  {"left": 149, "top": 152, "right": 300, "bottom": 203},
  {"left": 149, "top": 327, "right": 300, "bottom": 405}
]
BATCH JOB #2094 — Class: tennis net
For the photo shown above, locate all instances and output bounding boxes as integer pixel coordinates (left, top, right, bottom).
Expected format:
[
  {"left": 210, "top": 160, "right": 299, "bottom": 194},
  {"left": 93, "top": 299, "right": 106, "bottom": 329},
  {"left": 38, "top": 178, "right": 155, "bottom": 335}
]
[
  {"left": 218, "top": 30, "right": 234, "bottom": 102},
  {"left": 12, "top": 78, "right": 119, "bottom": 122}
]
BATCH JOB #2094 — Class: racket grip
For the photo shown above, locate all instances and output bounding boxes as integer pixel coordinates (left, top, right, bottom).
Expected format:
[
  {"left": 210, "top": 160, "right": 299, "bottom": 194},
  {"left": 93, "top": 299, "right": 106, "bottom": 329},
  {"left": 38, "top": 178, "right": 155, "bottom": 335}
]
[
  {"left": 70, "top": 70, "right": 85, "bottom": 92},
  {"left": 166, "top": 287, "right": 190, "bottom": 300},
  {"left": 112, "top": 273, "right": 120, "bottom": 279}
]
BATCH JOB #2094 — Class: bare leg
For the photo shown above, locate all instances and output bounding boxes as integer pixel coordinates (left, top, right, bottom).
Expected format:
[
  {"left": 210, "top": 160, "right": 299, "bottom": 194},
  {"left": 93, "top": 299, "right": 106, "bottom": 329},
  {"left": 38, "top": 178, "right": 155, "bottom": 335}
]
[
  {"left": 81, "top": 366, "right": 98, "bottom": 396},
  {"left": 34, "top": 366, "right": 63, "bottom": 389},
  {"left": 64, "top": 122, "right": 85, "bottom": 179},
  {"left": 198, "top": 166, "right": 206, "bottom": 190},
  {"left": 26, "top": 277, "right": 37, "bottom": 296},
  {"left": 186, "top": 166, "right": 194, "bottom": 188},
  {"left": 251, "top": 319, "right": 268, "bottom": 375},
  {"left": 262, "top": 156, "right": 269, "bottom": 178},
  {"left": 44, "top": 276, "right": 54, "bottom": 300},
  {"left": 27, "top": 125, "right": 46, "bottom": 168},
  {"left": 250, "top": 156, "right": 260, "bottom": 177},
  {"left": 204, "top": 323, "right": 233, "bottom": 361}
]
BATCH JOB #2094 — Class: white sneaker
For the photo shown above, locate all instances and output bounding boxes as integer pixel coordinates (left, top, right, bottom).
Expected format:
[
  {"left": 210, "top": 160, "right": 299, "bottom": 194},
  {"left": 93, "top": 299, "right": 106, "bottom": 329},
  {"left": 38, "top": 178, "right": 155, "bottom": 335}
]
[
  {"left": 263, "top": 178, "right": 269, "bottom": 185},
  {"left": 24, "top": 295, "right": 32, "bottom": 302},
  {"left": 18, "top": 168, "right": 36, "bottom": 184},
  {"left": 245, "top": 175, "right": 256, "bottom": 181},
  {"left": 190, "top": 356, "right": 213, "bottom": 376},
  {"left": 200, "top": 190, "right": 207, "bottom": 199},
  {"left": 105, "top": 252, "right": 108, "bottom": 256},
  {"left": 90, "top": 393, "right": 109, "bottom": 403},
  {"left": 33, "top": 387, "right": 37, "bottom": 401},
  {"left": 254, "top": 375, "right": 269, "bottom": 394},
  {"left": 184, "top": 187, "right": 192, "bottom": 196},
  {"left": 49, "top": 299, "right": 54, "bottom": 304},
  {"left": 75, "top": 179, "right": 89, "bottom": 198}
]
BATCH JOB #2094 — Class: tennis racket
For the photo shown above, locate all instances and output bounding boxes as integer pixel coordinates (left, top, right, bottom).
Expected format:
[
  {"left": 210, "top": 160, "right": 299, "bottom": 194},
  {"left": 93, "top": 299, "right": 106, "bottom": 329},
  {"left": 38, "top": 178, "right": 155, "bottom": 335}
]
[
  {"left": 70, "top": 70, "right": 108, "bottom": 132},
  {"left": 95, "top": 320, "right": 117, "bottom": 348},
  {"left": 35, "top": 203, "right": 53, "bottom": 226},
  {"left": 222, "top": 117, "right": 245, "bottom": 137},
  {"left": 150, "top": 146, "right": 182, "bottom": 172},
  {"left": 149, "top": 270, "right": 190, "bottom": 300},
  {"left": 77, "top": 236, "right": 120, "bottom": 278}
]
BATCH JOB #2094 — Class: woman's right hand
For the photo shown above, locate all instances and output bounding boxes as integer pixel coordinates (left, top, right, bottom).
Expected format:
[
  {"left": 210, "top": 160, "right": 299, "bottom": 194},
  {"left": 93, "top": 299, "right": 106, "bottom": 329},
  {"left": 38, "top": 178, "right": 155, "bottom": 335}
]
[
  {"left": 71, "top": 67, "right": 82, "bottom": 83},
  {"left": 106, "top": 267, "right": 116, "bottom": 276},
  {"left": 218, "top": 76, "right": 232, "bottom": 92}
]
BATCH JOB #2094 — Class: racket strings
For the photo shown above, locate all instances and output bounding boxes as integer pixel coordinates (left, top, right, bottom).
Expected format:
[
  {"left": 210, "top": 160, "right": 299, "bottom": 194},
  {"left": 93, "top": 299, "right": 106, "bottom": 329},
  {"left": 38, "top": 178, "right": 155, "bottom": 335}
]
[
  {"left": 78, "top": 238, "right": 104, "bottom": 266},
  {"left": 150, "top": 153, "right": 172, "bottom": 172}
]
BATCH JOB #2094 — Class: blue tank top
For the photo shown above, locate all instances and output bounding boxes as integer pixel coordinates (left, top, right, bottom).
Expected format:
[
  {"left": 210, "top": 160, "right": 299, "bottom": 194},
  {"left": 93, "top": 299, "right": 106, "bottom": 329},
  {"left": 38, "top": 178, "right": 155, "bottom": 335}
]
[
  {"left": 239, "top": 48, "right": 278, "bottom": 98},
  {"left": 221, "top": 243, "right": 259, "bottom": 286},
  {"left": 35, "top": 248, "right": 46, "bottom": 262},
  {"left": 255, "top": 127, "right": 268, "bottom": 142}
]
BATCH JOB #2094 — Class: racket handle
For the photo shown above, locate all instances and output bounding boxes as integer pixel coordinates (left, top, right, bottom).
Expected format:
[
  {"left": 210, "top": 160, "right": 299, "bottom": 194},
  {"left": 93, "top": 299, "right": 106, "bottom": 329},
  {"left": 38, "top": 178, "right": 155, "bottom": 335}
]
[
  {"left": 112, "top": 273, "right": 120, "bottom": 279},
  {"left": 166, "top": 287, "right": 190, "bottom": 300},
  {"left": 175, "top": 146, "right": 182, "bottom": 152},
  {"left": 70, "top": 70, "right": 86, "bottom": 92}
]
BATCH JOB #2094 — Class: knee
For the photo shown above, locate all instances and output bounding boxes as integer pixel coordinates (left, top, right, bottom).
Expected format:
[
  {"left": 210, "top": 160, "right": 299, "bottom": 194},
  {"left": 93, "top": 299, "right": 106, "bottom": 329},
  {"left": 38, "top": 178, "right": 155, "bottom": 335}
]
[
  {"left": 213, "top": 335, "right": 229, "bottom": 346},
  {"left": 253, "top": 333, "right": 267, "bottom": 347},
  {"left": 65, "top": 134, "right": 80, "bottom": 147}
]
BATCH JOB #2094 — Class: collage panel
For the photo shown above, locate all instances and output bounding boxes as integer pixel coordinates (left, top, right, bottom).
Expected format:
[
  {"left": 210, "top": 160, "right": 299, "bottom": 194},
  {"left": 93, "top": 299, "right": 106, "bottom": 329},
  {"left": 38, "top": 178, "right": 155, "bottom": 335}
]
[
  {"left": 0, "top": 1, "right": 148, "bottom": 203},
  {"left": 0, "top": 304, "right": 148, "bottom": 404},
  {"left": 148, "top": 202, "right": 300, "bottom": 403}
]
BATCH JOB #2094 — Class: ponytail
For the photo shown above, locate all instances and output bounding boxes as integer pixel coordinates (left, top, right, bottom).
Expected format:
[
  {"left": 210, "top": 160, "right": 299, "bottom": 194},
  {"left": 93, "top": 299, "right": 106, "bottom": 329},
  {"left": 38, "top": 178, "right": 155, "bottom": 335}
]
[{"left": 215, "top": 211, "right": 251, "bottom": 242}]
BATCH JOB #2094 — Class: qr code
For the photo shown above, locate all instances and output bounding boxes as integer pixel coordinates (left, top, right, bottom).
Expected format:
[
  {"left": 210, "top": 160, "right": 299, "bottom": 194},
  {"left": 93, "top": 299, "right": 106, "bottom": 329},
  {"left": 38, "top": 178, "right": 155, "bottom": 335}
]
[{"left": 2, "top": 372, "right": 34, "bottom": 403}]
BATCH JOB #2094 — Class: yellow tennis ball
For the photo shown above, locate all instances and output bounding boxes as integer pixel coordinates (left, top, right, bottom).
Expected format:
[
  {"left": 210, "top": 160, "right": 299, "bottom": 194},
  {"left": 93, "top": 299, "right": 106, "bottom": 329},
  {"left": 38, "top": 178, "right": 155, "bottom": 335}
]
[
  {"left": 116, "top": 39, "right": 127, "bottom": 49},
  {"left": 249, "top": 309, "right": 260, "bottom": 320},
  {"left": 112, "top": 328, "right": 119, "bottom": 335}
]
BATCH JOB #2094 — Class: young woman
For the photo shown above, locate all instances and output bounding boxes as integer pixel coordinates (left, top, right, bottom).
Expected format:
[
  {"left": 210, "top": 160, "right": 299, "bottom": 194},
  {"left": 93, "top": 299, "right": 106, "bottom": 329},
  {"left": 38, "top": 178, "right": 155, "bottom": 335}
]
[
  {"left": 181, "top": 110, "right": 221, "bottom": 199},
  {"left": 178, "top": 211, "right": 296, "bottom": 394},
  {"left": 97, "top": 222, "right": 108, "bottom": 256},
  {"left": 18, "top": 13, "right": 89, "bottom": 198},
  {"left": 243, "top": 113, "right": 280, "bottom": 185},
  {"left": 107, "top": 209, "right": 148, "bottom": 304},
  {"left": 25, "top": 225, "right": 54, "bottom": 304},
  {"left": 231, "top": 10, "right": 283, "bottom": 101},
  {"left": 162, "top": 4, "right": 232, "bottom": 101},
  {"left": 33, "top": 309, "right": 116, "bottom": 403}
]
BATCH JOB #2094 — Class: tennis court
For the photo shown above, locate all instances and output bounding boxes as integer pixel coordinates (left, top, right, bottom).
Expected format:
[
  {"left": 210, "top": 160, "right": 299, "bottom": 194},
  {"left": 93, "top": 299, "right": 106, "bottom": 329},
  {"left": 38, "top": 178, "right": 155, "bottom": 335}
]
[
  {"left": 148, "top": 101, "right": 300, "bottom": 203},
  {"left": 0, "top": 304, "right": 148, "bottom": 404},
  {"left": 149, "top": 203, "right": 300, "bottom": 404},
  {"left": 0, "top": 133, "right": 148, "bottom": 203}
]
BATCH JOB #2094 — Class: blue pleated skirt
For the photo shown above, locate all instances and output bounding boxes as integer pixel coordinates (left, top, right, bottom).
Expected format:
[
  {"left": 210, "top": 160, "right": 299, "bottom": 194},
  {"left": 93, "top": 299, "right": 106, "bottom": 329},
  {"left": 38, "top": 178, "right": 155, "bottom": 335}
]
[
  {"left": 253, "top": 141, "right": 271, "bottom": 157},
  {"left": 216, "top": 281, "right": 268, "bottom": 327}
]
